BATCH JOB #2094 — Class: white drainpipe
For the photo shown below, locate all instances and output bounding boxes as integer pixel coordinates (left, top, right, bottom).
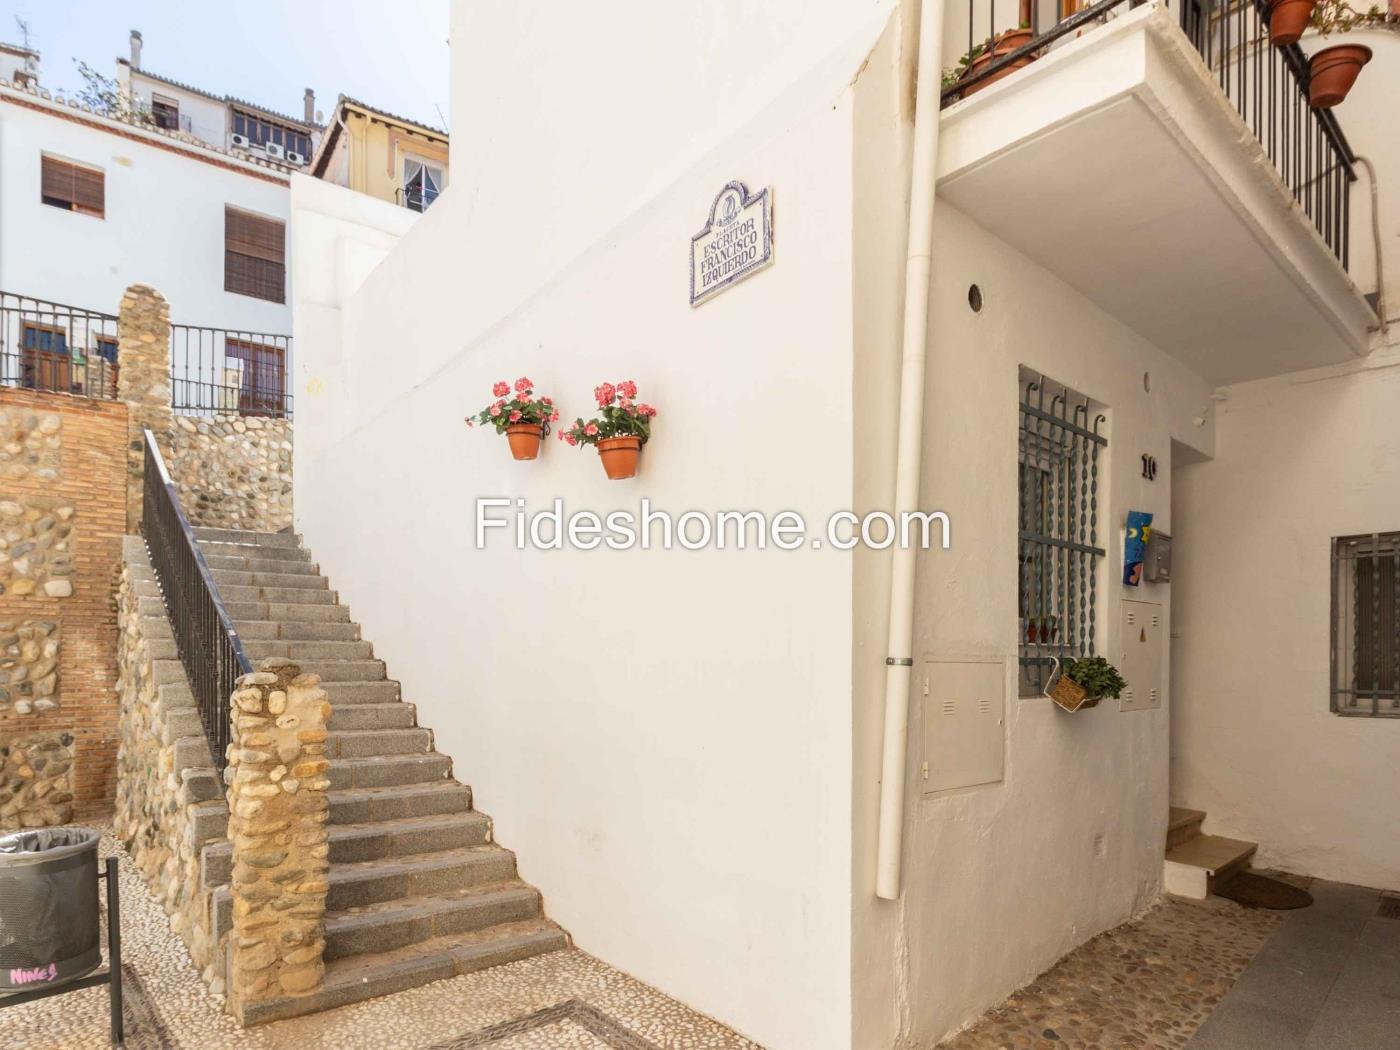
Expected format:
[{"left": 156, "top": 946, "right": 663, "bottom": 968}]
[{"left": 876, "top": 0, "right": 947, "bottom": 901}]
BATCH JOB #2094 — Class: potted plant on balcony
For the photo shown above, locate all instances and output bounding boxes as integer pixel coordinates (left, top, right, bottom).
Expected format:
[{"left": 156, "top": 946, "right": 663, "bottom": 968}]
[
  {"left": 1304, "top": 0, "right": 1378, "bottom": 106},
  {"left": 1266, "top": 0, "right": 1320, "bottom": 46},
  {"left": 559, "top": 380, "right": 657, "bottom": 480},
  {"left": 465, "top": 377, "right": 559, "bottom": 461},
  {"left": 1047, "top": 654, "right": 1127, "bottom": 713},
  {"left": 953, "top": 22, "right": 1040, "bottom": 98}
]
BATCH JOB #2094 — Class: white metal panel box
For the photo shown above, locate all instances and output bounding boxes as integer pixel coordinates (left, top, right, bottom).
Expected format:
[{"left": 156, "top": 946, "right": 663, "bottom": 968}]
[
  {"left": 1119, "top": 600, "right": 1164, "bottom": 712},
  {"left": 921, "top": 660, "right": 1005, "bottom": 795}
]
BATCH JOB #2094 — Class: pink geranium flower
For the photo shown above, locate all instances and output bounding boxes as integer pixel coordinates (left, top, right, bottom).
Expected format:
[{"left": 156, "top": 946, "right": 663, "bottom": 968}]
[
  {"left": 594, "top": 382, "right": 616, "bottom": 406},
  {"left": 584, "top": 423, "right": 599, "bottom": 437},
  {"left": 617, "top": 379, "right": 637, "bottom": 400},
  {"left": 493, "top": 381, "right": 510, "bottom": 398},
  {"left": 509, "top": 410, "right": 523, "bottom": 422},
  {"left": 515, "top": 376, "right": 532, "bottom": 393},
  {"left": 638, "top": 403, "right": 657, "bottom": 417},
  {"left": 489, "top": 404, "right": 502, "bottom": 417}
]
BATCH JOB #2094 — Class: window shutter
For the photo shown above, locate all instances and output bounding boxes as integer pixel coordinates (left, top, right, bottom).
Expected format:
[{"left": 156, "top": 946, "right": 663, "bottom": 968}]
[
  {"left": 224, "top": 208, "right": 286, "bottom": 302},
  {"left": 41, "top": 156, "right": 105, "bottom": 217}
]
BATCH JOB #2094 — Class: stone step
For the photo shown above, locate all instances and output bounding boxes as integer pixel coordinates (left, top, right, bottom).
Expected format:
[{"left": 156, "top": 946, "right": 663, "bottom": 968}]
[
  {"left": 329, "top": 703, "right": 418, "bottom": 732},
  {"left": 203, "top": 553, "right": 321, "bottom": 575},
  {"left": 1164, "top": 833, "right": 1258, "bottom": 900},
  {"left": 211, "top": 569, "right": 331, "bottom": 591},
  {"left": 293, "top": 659, "right": 387, "bottom": 682},
  {"left": 198, "top": 540, "right": 312, "bottom": 564},
  {"left": 234, "top": 620, "right": 363, "bottom": 642},
  {"left": 1167, "top": 806, "right": 1206, "bottom": 851},
  {"left": 223, "top": 601, "right": 352, "bottom": 623},
  {"left": 327, "top": 846, "right": 518, "bottom": 911},
  {"left": 218, "top": 584, "right": 340, "bottom": 606},
  {"left": 326, "top": 728, "right": 433, "bottom": 758},
  {"left": 323, "top": 881, "right": 543, "bottom": 962},
  {"left": 319, "top": 680, "right": 402, "bottom": 705},
  {"left": 245, "top": 920, "right": 568, "bottom": 1025},
  {"left": 200, "top": 812, "right": 494, "bottom": 889},
  {"left": 328, "top": 781, "right": 470, "bottom": 824},
  {"left": 327, "top": 756, "right": 453, "bottom": 789},
  {"left": 244, "top": 639, "right": 374, "bottom": 661},
  {"left": 328, "top": 753, "right": 453, "bottom": 791},
  {"left": 193, "top": 526, "right": 301, "bottom": 548}
]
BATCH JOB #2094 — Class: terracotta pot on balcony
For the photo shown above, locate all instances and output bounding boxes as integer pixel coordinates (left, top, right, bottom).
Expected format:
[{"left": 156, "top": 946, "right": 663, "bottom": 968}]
[
  {"left": 596, "top": 436, "right": 642, "bottom": 480},
  {"left": 960, "top": 28, "right": 1038, "bottom": 98},
  {"left": 1266, "top": 0, "right": 1317, "bottom": 46},
  {"left": 505, "top": 423, "right": 544, "bottom": 461},
  {"left": 1308, "top": 44, "right": 1372, "bottom": 108}
]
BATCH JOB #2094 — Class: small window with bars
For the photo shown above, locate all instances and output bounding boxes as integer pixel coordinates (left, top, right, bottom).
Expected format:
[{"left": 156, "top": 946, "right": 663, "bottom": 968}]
[
  {"left": 41, "top": 155, "right": 105, "bottom": 218},
  {"left": 1332, "top": 531, "right": 1400, "bottom": 717},
  {"left": 224, "top": 206, "right": 286, "bottom": 303},
  {"left": 1018, "top": 370, "right": 1107, "bottom": 697}
]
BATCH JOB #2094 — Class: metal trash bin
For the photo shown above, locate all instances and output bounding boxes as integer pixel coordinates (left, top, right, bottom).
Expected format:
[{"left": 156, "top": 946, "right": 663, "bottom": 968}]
[{"left": 0, "top": 826, "right": 102, "bottom": 994}]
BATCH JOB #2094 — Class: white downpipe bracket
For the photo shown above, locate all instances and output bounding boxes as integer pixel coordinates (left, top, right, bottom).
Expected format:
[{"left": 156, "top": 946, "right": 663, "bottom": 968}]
[{"left": 875, "top": 0, "right": 946, "bottom": 902}]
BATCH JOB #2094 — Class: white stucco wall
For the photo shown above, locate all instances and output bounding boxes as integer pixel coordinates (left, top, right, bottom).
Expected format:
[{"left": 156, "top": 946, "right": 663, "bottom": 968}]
[
  {"left": 1171, "top": 343, "right": 1400, "bottom": 892},
  {"left": 0, "top": 86, "right": 291, "bottom": 332},
  {"left": 293, "top": 21, "right": 882, "bottom": 1049}
]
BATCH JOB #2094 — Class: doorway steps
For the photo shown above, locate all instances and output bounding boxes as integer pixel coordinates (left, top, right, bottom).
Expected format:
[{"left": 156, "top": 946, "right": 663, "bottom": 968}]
[
  {"left": 1163, "top": 805, "right": 1257, "bottom": 900},
  {"left": 191, "top": 526, "right": 568, "bottom": 1022}
]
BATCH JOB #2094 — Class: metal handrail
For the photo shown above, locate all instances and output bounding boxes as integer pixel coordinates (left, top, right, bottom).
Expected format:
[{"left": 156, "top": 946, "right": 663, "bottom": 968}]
[{"left": 140, "top": 427, "right": 252, "bottom": 773}]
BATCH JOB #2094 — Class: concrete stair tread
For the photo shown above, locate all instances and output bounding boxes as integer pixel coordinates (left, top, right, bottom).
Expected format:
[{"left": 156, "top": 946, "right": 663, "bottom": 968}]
[
  {"left": 327, "top": 727, "right": 433, "bottom": 758},
  {"left": 326, "top": 878, "right": 537, "bottom": 926},
  {"left": 203, "top": 553, "right": 319, "bottom": 574},
  {"left": 328, "top": 811, "right": 492, "bottom": 848},
  {"left": 332, "top": 844, "right": 511, "bottom": 880},
  {"left": 245, "top": 639, "right": 374, "bottom": 659},
  {"left": 1168, "top": 806, "right": 1206, "bottom": 831},
  {"left": 316, "top": 919, "right": 567, "bottom": 1006},
  {"left": 234, "top": 620, "right": 362, "bottom": 641},
  {"left": 211, "top": 569, "right": 331, "bottom": 590},
  {"left": 1165, "top": 833, "right": 1257, "bottom": 875},
  {"left": 327, "top": 778, "right": 469, "bottom": 820},
  {"left": 329, "top": 703, "right": 418, "bottom": 731},
  {"left": 193, "top": 526, "right": 301, "bottom": 547},
  {"left": 327, "top": 752, "right": 450, "bottom": 790}
]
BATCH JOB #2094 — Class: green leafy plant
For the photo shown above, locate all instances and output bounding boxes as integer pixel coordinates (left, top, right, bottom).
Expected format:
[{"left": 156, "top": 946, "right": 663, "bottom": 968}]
[
  {"left": 559, "top": 380, "right": 656, "bottom": 448},
  {"left": 71, "top": 60, "right": 154, "bottom": 125},
  {"left": 464, "top": 376, "right": 559, "bottom": 435},
  {"left": 1061, "top": 655, "right": 1127, "bottom": 700}
]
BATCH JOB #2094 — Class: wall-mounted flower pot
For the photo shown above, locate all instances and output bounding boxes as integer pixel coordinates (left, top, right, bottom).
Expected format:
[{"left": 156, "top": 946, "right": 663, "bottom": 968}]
[
  {"left": 505, "top": 424, "right": 544, "bottom": 460},
  {"left": 1049, "top": 674, "right": 1098, "bottom": 713},
  {"left": 1308, "top": 44, "right": 1371, "bottom": 108},
  {"left": 1266, "top": 0, "right": 1317, "bottom": 46},
  {"left": 597, "top": 436, "right": 642, "bottom": 479},
  {"left": 961, "top": 28, "right": 1037, "bottom": 97}
]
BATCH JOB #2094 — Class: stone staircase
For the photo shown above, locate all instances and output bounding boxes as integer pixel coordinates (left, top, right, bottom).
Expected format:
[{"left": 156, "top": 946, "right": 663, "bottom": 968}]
[
  {"left": 189, "top": 526, "right": 568, "bottom": 1019},
  {"left": 1163, "top": 805, "right": 1257, "bottom": 901}
]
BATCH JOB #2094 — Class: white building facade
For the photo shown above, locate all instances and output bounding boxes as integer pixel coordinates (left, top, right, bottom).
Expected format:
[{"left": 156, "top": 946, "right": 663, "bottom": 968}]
[{"left": 291, "top": 2, "right": 1398, "bottom": 1048}]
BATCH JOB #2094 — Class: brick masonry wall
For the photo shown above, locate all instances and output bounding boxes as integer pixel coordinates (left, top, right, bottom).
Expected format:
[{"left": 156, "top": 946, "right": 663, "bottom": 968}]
[
  {"left": 170, "top": 414, "right": 293, "bottom": 533},
  {"left": 0, "top": 389, "right": 127, "bottom": 825}
]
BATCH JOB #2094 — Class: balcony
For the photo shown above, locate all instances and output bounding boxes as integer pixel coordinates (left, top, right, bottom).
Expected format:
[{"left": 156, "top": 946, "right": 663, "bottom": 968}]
[{"left": 936, "top": 0, "right": 1378, "bottom": 384}]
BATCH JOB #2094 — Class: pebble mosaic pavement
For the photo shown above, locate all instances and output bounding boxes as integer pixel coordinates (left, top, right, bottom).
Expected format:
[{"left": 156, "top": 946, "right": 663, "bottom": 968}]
[
  {"left": 0, "top": 828, "right": 761, "bottom": 1050},
  {"left": 935, "top": 889, "right": 1287, "bottom": 1050}
]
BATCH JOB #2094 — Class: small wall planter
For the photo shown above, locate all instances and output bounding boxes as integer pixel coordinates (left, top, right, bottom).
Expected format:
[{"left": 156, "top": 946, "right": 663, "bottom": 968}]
[
  {"left": 560, "top": 380, "right": 657, "bottom": 481},
  {"left": 505, "top": 424, "right": 544, "bottom": 461},
  {"left": 961, "top": 28, "right": 1037, "bottom": 97},
  {"left": 1308, "top": 44, "right": 1372, "bottom": 107},
  {"left": 596, "top": 436, "right": 642, "bottom": 480},
  {"left": 1045, "top": 655, "right": 1126, "bottom": 713},
  {"left": 1266, "top": 0, "right": 1318, "bottom": 45},
  {"left": 1049, "top": 671, "right": 1096, "bottom": 713},
  {"left": 465, "top": 377, "right": 559, "bottom": 461}
]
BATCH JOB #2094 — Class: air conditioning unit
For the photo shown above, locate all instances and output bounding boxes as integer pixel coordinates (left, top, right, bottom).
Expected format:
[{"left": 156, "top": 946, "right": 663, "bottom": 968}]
[
  {"left": 264, "top": 143, "right": 285, "bottom": 160},
  {"left": 285, "top": 150, "right": 305, "bottom": 165},
  {"left": 231, "top": 133, "right": 251, "bottom": 149}
]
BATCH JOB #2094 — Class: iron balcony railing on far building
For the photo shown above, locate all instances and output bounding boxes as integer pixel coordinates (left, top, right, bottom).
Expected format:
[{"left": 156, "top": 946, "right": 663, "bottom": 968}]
[
  {"left": 943, "top": 0, "right": 1359, "bottom": 269},
  {"left": 0, "top": 292, "right": 120, "bottom": 401},
  {"left": 170, "top": 323, "right": 293, "bottom": 419},
  {"left": 141, "top": 427, "right": 252, "bottom": 774}
]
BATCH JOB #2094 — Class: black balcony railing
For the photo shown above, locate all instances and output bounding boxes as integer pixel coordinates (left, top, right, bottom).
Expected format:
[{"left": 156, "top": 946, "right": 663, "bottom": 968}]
[
  {"left": 170, "top": 323, "right": 293, "bottom": 419},
  {"left": 0, "top": 292, "right": 120, "bottom": 400},
  {"left": 141, "top": 428, "right": 251, "bottom": 774},
  {"left": 943, "top": 0, "right": 1358, "bottom": 268}
]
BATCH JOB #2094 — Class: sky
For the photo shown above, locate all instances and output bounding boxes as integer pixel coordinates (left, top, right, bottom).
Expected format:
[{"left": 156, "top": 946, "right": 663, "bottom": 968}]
[{"left": 3, "top": 0, "right": 451, "bottom": 131}]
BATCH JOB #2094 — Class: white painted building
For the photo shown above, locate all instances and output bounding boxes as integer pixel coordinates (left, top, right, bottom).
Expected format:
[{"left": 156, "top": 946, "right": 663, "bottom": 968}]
[
  {"left": 0, "top": 40, "right": 304, "bottom": 413},
  {"left": 291, "top": 2, "right": 1397, "bottom": 1048}
]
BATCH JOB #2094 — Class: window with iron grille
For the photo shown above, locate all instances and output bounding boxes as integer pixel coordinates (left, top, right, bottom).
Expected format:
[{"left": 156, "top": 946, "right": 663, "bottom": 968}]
[
  {"left": 224, "top": 206, "right": 286, "bottom": 303},
  {"left": 40, "top": 154, "right": 104, "bottom": 217},
  {"left": 1018, "top": 370, "right": 1107, "bottom": 697},
  {"left": 1332, "top": 531, "right": 1400, "bottom": 717},
  {"left": 151, "top": 96, "right": 180, "bottom": 131}
]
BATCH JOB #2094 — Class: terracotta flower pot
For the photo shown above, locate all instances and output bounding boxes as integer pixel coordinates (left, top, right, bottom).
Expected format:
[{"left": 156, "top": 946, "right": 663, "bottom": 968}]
[
  {"left": 505, "top": 423, "right": 543, "bottom": 461},
  {"left": 1308, "top": 44, "right": 1371, "bottom": 108},
  {"left": 596, "top": 436, "right": 642, "bottom": 480},
  {"left": 961, "top": 28, "right": 1037, "bottom": 97},
  {"left": 1266, "top": 0, "right": 1317, "bottom": 46}
]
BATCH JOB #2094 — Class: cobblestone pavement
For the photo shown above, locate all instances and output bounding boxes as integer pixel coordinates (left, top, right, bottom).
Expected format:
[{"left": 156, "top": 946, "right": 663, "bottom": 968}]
[
  {"left": 0, "top": 828, "right": 760, "bottom": 1050},
  {"left": 936, "top": 893, "right": 1284, "bottom": 1050}
]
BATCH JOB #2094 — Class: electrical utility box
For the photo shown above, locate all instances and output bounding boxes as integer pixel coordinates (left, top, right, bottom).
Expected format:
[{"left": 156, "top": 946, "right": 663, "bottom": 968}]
[
  {"left": 1144, "top": 530, "right": 1172, "bottom": 583},
  {"left": 1119, "top": 600, "right": 1164, "bottom": 712},
  {"left": 921, "top": 659, "right": 1005, "bottom": 795}
]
